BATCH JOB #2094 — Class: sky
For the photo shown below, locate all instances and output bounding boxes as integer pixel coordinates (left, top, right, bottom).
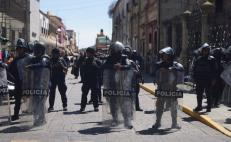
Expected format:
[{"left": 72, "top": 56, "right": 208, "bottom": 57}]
[{"left": 40, "top": 0, "right": 115, "bottom": 49}]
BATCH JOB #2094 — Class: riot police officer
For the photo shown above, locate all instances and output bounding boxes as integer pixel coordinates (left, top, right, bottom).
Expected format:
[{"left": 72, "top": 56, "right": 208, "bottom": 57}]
[
  {"left": 25, "top": 42, "right": 50, "bottom": 126},
  {"left": 48, "top": 48, "right": 68, "bottom": 112},
  {"left": 79, "top": 47, "right": 101, "bottom": 112},
  {"left": 77, "top": 51, "right": 86, "bottom": 83},
  {"left": 103, "top": 41, "right": 135, "bottom": 129},
  {"left": 192, "top": 43, "right": 218, "bottom": 112},
  {"left": 131, "top": 50, "right": 144, "bottom": 70},
  {"left": 211, "top": 48, "right": 225, "bottom": 108},
  {"left": 152, "top": 47, "right": 184, "bottom": 129},
  {"left": 8, "top": 38, "right": 30, "bottom": 121},
  {"left": 123, "top": 45, "right": 143, "bottom": 111}
]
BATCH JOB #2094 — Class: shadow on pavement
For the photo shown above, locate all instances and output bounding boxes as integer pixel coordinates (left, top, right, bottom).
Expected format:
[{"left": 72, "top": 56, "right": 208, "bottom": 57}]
[
  {"left": 225, "top": 118, "right": 231, "bottom": 124},
  {"left": 144, "top": 110, "right": 156, "bottom": 114},
  {"left": 0, "top": 121, "right": 21, "bottom": 127},
  {"left": 48, "top": 109, "right": 65, "bottom": 113},
  {"left": 182, "top": 117, "right": 197, "bottom": 122},
  {"left": 78, "top": 121, "right": 103, "bottom": 125},
  {"left": 74, "top": 103, "right": 81, "bottom": 105},
  {"left": 63, "top": 110, "right": 96, "bottom": 115},
  {"left": 137, "top": 127, "right": 177, "bottom": 135},
  {"left": 0, "top": 126, "right": 32, "bottom": 133},
  {"left": 74, "top": 103, "right": 103, "bottom": 106},
  {"left": 78, "top": 126, "right": 121, "bottom": 135},
  {"left": 63, "top": 110, "right": 84, "bottom": 115}
]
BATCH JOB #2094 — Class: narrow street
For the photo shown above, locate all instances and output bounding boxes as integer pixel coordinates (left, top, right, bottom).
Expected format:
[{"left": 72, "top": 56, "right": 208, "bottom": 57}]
[{"left": 1, "top": 72, "right": 230, "bottom": 142}]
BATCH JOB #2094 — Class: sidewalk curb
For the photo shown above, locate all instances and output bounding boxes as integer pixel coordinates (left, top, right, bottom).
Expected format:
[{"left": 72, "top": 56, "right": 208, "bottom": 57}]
[{"left": 139, "top": 84, "right": 231, "bottom": 138}]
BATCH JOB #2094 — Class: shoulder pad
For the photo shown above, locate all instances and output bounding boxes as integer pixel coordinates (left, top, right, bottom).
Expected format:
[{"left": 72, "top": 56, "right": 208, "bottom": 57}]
[
  {"left": 208, "top": 56, "right": 215, "bottom": 60},
  {"left": 26, "top": 54, "right": 34, "bottom": 59},
  {"left": 129, "top": 59, "right": 135, "bottom": 64},
  {"left": 156, "top": 61, "right": 166, "bottom": 68},
  {"left": 173, "top": 61, "right": 184, "bottom": 71},
  {"left": 42, "top": 54, "right": 50, "bottom": 59},
  {"left": 155, "top": 61, "right": 163, "bottom": 65}
]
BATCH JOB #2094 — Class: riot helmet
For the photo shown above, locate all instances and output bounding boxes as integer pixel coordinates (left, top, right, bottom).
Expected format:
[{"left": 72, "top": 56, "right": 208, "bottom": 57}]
[
  {"left": 200, "top": 43, "right": 210, "bottom": 57},
  {"left": 159, "top": 47, "right": 175, "bottom": 57},
  {"left": 51, "top": 48, "right": 60, "bottom": 59},
  {"left": 109, "top": 41, "right": 125, "bottom": 58},
  {"left": 212, "top": 48, "right": 222, "bottom": 58},
  {"left": 123, "top": 45, "right": 132, "bottom": 58},
  {"left": 201, "top": 43, "right": 210, "bottom": 49},
  {"left": 33, "top": 42, "right": 46, "bottom": 57},
  {"left": 27, "top": 40, "right": 39, "bottom": 53},
  {"left": 109, "top": 41, "right": 124, "bottom": 55},
  {"left": 159, "top": 47, "right": 175, "bottom": 63},
  {"left": 15, "top": 38, "right": 28, "bottom": 57},
  {"left": 86, "top": 47, "right": 95, "bottom": 55},
  {"left": 16, "top": 38, "right": 27, "bottom": 49}
]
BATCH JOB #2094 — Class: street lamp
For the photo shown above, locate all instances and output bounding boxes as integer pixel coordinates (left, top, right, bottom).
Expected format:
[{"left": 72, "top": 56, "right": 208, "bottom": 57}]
[
  {"left": 201, "top": 1, "right": 215, "bottom": 14},
  {"left": 56, "top": 28, "right": 61, "bottom": 48},
  {"left": 200, "top": 1, "right": 215, "bottom": 42},
  {"left": 182, "top": 10, "right": 192, "bottom": 18}
]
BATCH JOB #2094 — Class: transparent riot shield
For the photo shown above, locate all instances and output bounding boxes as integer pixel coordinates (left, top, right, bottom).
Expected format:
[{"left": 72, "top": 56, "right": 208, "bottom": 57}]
[
  {"left": 0, "top": 66, "right": 10, "bottom": 127},
  {"left": 18, "top": 57, "right": 50, "bottom": 129},
  {"left": 221, "top": 64, "right": 231, "bottom": 86},
  {"left": 13, "top": 55, "right": 34, "bottom": 129},
  {"left": 29, "top": 66, "right": 50, "bottom": 127},
  {"left": 153, "top": 68, "right": 184, "bottom": 131},
  {"left": 102, "top": 69, "right": 135, "bottom": 129},
  {"left": 15, "top": 57, "right": 50, "bottom": 129}
]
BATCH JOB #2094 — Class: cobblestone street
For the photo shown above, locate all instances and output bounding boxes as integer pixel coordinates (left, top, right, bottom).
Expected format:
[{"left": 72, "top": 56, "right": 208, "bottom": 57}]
[{"left": 0, "top": 73, "right": 230, "bottom": 142}]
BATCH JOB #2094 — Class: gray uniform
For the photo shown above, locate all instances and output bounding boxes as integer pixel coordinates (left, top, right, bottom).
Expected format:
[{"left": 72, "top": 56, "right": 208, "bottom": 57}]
[{"left": 154, "top": 62, "right": 184, "bottom": 127}]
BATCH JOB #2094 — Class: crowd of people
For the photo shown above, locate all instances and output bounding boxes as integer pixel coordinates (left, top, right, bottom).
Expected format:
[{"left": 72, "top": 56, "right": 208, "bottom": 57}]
[
  {"left": 71, "top": 42, "right": 144, "bottom": 114},
  {"left": 0, "top": 38, "right": 145, "bottom": 129},
  {"left": 1, "top": 37, "right": 231, "bottom": 130},
  {"left": 190, "top": 43, "right": 231, "bottom": 112}
]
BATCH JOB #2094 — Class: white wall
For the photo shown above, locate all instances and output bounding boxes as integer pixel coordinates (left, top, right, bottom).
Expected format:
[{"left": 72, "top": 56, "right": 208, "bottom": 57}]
[
  {"left": 30, "top": 0, "right": 40, "bottom": 41},
  {"left": 40, "top": 12, "right": 49, "bottom": 33}
]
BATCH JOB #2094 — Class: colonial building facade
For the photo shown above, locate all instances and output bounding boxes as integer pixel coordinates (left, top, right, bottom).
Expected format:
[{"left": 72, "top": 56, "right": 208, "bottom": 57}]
[
  {"left": 66, "top": 30, "right": 77, "bottom": 53},
  {"left": 111, "top": 0, "right": 231, "bottom": 73}
]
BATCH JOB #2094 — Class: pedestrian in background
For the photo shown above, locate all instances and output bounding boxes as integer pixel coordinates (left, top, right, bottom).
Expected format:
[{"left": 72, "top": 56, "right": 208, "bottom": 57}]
[
  {"left": 76, "top": 51, "right": 86, "bottom": 83},
  {"left": 71, "top": 56, "right": 80, "bottom": 79},
  {"left": 79, "top": 47, "right": 101, "bottom": 112},
  {"left": 48, "top": 48, "right": 68, "bottom": 112},
  {"left": 88, "top": 53, "right": 103, "bottom": 104}
]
